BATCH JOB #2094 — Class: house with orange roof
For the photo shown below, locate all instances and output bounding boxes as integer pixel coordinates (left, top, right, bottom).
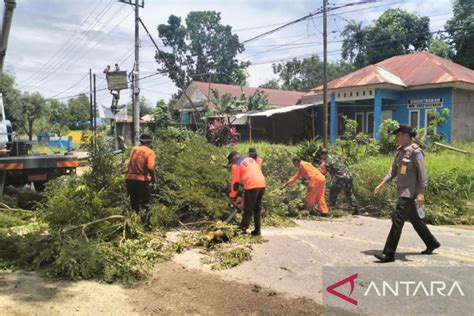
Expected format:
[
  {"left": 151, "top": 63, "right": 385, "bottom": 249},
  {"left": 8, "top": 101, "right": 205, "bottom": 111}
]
[
  {"left": 302, "top": 52, "right": 474, "bottom": 143},
  {"left": 174, "top": 81, "right": 306, "bottom": 126}
]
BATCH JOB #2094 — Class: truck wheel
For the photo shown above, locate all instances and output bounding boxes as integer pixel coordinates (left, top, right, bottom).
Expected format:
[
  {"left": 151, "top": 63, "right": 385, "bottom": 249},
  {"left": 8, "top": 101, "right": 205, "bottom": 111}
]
[{"left": 33, "top": 181, "right": 46, "bottom": 192}]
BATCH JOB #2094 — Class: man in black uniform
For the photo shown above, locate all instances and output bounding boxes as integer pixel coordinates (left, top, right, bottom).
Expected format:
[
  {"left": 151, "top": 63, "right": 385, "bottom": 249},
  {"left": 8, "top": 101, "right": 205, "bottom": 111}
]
[{"left": 374, "top": 125, "right": 440, "bottom": 262}]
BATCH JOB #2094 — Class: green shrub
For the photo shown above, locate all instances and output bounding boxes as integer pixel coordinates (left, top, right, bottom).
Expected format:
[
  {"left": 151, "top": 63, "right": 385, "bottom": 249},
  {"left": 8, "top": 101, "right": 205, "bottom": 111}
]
[
  {"left": 155, "top": 134, "right": 230, "bottom": 223},
  {"left": 351, "top": 151, "right": 474, "bottom": 224},
  {"left": 377, "top": 119, "right": 399, "bottom": 154}
]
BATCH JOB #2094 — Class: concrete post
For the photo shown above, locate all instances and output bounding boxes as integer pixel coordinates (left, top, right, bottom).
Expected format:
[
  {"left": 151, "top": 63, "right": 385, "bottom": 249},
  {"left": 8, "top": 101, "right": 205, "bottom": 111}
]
[{"left": 330, "top": 92, "right": 337, "bottom": 144}]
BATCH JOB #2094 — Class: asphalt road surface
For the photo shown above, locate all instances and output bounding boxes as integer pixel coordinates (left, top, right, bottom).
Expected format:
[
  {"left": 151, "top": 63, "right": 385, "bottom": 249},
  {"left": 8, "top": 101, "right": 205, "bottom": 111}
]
[{"left": 174, "top": 216, "right": 474, "bottom": 315}]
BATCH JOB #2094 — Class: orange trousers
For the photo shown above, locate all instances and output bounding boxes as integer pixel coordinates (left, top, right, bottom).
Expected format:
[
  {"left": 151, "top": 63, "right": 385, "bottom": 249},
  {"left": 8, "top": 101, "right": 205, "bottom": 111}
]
[{"left": 306, "top": 176, "right": 328, "bottom": 214}]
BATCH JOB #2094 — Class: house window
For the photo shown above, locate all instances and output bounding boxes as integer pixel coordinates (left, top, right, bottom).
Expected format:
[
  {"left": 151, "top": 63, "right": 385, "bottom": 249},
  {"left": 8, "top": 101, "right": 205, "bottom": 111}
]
[
  {"left": 363, "top": 91, "right": 366, "bottom": 96},
  {"left": 355, "top": 112, "right": 364, "bottom": 134},
  {"left": 338, "top": 114, "right": 345, "bottom": 135},
  {"left": 356, "top": 91, "right": 359, "bottom": 97},
  {"left": 366, "top": 112, "right": 374, "bottom": 137},
  {"left": 344, "top": 92, "right": 347, "bottom": 97},
  {"left": 409, "top": 110, "right": 420, "bottom": 129},
  {"left": 350, "top": 92, "right": 353, "bottom": 97},
  {"left": 369, "top": 90, "right": 373, "bottom": 96},
  {"left": 338, "top": 93, "right": 341, "bottom": 98}
]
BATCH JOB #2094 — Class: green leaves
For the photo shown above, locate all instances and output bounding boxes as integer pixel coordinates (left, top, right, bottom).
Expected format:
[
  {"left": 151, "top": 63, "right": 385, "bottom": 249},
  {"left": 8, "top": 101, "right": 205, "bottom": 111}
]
[
  {"left": 156, "top": 11, "right": 247, "bottom": 88},
  {"left": 263, "top": 55, "right": 354, "bottom": 91},
  {"left": 445, "top": 0, "right": 474, "bottom": 69},
  {"left": 341, "top": 9, "right": 432, "bottom": 67}
]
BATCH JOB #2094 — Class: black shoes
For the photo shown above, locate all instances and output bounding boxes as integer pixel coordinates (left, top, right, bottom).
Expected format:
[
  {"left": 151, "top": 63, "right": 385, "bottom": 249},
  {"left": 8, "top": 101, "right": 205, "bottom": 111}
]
[
  {"left": 250, "top": 230, "right": 261, "bottom": 237},
  {"left": 374, "top": 253, "right": 395, "bottom": 263},
  {"left": 421, "top": 242, "right": 441, "bottom": 254}
]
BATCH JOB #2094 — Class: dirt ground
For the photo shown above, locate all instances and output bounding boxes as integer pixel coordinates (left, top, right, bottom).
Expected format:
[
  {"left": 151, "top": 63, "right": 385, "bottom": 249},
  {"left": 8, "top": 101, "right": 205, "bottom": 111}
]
[{"left": 0, "top": 261, "right": 350, "bottom": 316}]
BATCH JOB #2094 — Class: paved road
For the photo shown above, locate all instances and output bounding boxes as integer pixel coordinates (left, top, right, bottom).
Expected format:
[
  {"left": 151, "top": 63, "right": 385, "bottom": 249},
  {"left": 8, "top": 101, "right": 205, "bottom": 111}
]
[{"left": 174, "top": 216, "right": 474, "bottom": 315}]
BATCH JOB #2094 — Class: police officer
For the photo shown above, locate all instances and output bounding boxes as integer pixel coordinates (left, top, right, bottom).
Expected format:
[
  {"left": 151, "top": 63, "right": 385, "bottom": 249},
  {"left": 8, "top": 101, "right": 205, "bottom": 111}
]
[
  {"left": 228, "top": 151, "right": 266, "bottom": 236},
  {"left": 373, "top": 125, "right": 440, "bottom": 262},
  {"left": 126, "top": 133, "right": 156, "bottom": 229},
  {"left": 319, "top": 148, "right": 360, "bottom": 215}
]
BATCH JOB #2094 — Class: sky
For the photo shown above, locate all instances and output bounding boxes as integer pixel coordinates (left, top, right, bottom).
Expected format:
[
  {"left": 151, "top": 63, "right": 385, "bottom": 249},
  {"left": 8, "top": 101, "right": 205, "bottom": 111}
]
[{"left": 2, "top": 0, "right": 454, "bottom": 108}]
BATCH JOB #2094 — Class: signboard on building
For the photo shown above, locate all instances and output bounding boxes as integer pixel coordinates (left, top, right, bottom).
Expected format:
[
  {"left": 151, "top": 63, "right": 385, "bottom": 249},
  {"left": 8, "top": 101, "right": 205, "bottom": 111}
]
[{"left": 407, "top": 98, "right": 443, "bottom": 109}]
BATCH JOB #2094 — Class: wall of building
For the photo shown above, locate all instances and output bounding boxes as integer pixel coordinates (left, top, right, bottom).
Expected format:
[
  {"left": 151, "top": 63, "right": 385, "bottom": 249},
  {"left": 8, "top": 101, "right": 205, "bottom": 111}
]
[
  {"left": 452, "top": 89, "right": 474, "bottom": 141},
  {"left": 392, "top": 87, "right": 453, "bottom": 142}
]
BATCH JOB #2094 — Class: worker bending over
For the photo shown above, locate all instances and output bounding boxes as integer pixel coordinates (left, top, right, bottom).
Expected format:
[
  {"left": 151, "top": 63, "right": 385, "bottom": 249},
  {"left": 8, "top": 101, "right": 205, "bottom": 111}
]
[
  {"left": 283, "top": 156, "right": 329, "bottom": 216},
  {"left": 228, "top": 151, "right": 266, "bottom": 236}
]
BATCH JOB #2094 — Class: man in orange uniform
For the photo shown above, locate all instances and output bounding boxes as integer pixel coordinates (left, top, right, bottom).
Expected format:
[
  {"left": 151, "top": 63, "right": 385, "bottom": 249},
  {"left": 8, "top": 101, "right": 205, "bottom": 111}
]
[
  {"left": 126, "top": 133, "right": 156, "bottom": 228},
  {"left": 228, "top": 151, "right": 266, "bottom": 236},
  {"left": 248, "top": 148, "right": 263, "bottom": 169},
  {"left": 282, "top": 156, "right": 329, "bottom": 216}
]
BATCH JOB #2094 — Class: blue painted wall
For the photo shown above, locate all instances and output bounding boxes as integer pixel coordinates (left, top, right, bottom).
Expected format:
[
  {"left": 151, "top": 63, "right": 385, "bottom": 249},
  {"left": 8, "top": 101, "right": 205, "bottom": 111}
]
[
  {"left": 332, "top": 87, "right": 453, "bottom": 142},
  {"left": 392, "top": 87, "right": 452, "bottom": 142}
]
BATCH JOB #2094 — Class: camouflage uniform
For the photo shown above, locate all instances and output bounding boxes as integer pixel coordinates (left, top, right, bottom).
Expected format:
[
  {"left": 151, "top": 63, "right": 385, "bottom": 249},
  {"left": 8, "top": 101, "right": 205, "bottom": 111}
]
[{"left": 321, "top": 155, "right": 359, "bottom": 212}]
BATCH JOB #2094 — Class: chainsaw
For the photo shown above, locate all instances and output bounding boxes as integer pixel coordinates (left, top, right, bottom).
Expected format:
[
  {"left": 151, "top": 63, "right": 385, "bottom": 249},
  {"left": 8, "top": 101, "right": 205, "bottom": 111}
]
[{"left": 225, "top": 196, "right": 244, "bottom": 223}]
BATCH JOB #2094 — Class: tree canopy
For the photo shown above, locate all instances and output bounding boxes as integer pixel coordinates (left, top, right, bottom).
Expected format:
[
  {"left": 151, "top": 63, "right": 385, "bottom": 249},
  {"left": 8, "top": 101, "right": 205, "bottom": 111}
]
[
  {"left": 341, "top": 9, "right": 431, "bottom": 67},
  {"left": 156, "top": 11, "right": 248, "bottom": 89},
  {"left": 261, "top": 55, "right": 354, "bottom": 92},
  {"left": 445, "top": 0, "right": 474, "bottom": 69}
]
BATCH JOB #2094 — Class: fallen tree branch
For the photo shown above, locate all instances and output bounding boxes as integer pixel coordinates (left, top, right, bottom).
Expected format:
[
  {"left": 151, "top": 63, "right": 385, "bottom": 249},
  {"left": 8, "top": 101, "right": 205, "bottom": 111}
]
[
  {"left": 0, "top": 206, "right": 34, "bottom": 213},
  {"left": 61, "top": 215, "right": 126, "bottom": 242},
  {"left": 179, "top": 220, "right": 215, "bottom": 227},
  {"left": 434, "top": 142, "right": 471, "bottom": 155}
]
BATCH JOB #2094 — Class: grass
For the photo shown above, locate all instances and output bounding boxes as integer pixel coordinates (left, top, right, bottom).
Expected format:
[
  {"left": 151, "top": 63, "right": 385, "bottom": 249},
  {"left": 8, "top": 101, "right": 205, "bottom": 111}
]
[
  {"left": 351, "top": 148, "right": 474, "bottom": 224},
  {"left": 232, "top": 142, "right": 298, "bottom": 157}
]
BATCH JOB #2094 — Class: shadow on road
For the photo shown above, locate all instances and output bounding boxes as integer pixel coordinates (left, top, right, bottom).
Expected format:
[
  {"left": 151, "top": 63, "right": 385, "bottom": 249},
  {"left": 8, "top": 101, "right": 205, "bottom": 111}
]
[{"left": 361, "top": 249, "right": 425, "bottom": 262}]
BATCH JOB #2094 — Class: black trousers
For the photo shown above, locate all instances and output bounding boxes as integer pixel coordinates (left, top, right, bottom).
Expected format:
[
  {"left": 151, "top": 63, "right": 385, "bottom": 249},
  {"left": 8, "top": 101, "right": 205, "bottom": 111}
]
[
  {"left": 383, "top": 197, "right": 439, "bottom": 256},
  {"left": 241, "top": 188, "right": 265, "bottom": 233},
  {"left": 125, "top": 179, "right": 150, "bottom": 213}
]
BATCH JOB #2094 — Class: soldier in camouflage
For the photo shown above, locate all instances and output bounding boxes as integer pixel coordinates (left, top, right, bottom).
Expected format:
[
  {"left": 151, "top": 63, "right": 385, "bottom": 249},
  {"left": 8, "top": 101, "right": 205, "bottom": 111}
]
[{"left": 319, "top": 149, "right": 360, "bottom": 215}]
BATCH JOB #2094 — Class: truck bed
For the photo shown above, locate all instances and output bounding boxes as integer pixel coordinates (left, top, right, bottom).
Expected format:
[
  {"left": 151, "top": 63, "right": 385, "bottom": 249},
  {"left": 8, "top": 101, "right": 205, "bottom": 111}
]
[{"left": 0, "top": 154, "right": 79, "bottom": 170}]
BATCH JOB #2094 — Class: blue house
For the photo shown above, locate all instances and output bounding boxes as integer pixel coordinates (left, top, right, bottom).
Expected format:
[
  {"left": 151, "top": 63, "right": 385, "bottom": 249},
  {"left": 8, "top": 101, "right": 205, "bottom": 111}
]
[{"left": 302, "top": 52, "right": 474, "bottom": 143}]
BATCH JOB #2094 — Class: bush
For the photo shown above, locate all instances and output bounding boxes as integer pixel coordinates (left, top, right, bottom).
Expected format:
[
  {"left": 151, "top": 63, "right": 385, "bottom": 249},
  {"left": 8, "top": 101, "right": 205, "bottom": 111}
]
[
  {"left": 207, "top": 119, "right": 239, "bottom": 146},
  {"left": 351, "top": 151, "right": 474, "bottom": 225},
  {"left": 378, "top": 119, "right": 399, "bottom": 154},
  {"left": 297, "top": 138, "right": 323, "bottom": 165},
  {"left": 155, "top": 133, "right": 230, "bottom": 223}
]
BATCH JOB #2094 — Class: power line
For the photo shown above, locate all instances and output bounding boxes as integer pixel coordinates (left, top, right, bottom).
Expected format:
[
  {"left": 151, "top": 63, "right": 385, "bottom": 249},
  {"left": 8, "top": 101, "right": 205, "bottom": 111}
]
[
  {"left": 26, "top": 4, "right": 129, "bottom": 89},
  {"left": 20, "top": 0, "right": 115, "bottom": 88}
]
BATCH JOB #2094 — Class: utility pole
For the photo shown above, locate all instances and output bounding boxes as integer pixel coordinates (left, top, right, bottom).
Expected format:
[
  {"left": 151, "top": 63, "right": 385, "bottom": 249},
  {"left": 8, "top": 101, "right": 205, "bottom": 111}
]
[
  {"left": 93, "top": 73, "right": 97, "bottom": 154},
  {"left": 323, "top": 0, "right": 328, "bottom": 148},
  {"left": 89, "top": 68, "right": 93, "bottom": 133},
  {"left": 118, "top": 0, "right": 143, "bottom": 145}
]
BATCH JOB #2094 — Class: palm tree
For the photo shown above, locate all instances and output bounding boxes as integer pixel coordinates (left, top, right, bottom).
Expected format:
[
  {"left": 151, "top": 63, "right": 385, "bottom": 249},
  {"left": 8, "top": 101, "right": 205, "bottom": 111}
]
[{"left": 341, "top": 21, "right": 367, "bottom": 68}]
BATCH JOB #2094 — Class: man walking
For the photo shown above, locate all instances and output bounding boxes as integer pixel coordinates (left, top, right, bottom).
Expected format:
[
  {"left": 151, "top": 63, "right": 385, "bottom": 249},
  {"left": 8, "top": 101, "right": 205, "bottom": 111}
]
[
  {"left": 248, "top": 147, "right": 263, "bottom": 169},
  {"left": 319, "top": 148, "right": 360, "bottom": 215},
  {"left": 228, "top": 151, "right": 266, "bottom": 236},
  {"left": 126, "top": 133, "right": 156, "bottom": 229},
  {"left": 374, "top": 125, "right": 440, "bottom": 262},
  {"left": 283, "top": 156, "right": 329, "bottom": 216}
]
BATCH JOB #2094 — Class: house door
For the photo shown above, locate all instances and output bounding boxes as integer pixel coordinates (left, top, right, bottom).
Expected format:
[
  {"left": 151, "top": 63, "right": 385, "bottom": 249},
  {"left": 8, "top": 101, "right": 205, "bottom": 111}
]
[
  {"left": 355, "top": 112, "right": 364, "bottom": 134},
  {"left": 366, "top": 112, "right": 374, "bottom": 137}
]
